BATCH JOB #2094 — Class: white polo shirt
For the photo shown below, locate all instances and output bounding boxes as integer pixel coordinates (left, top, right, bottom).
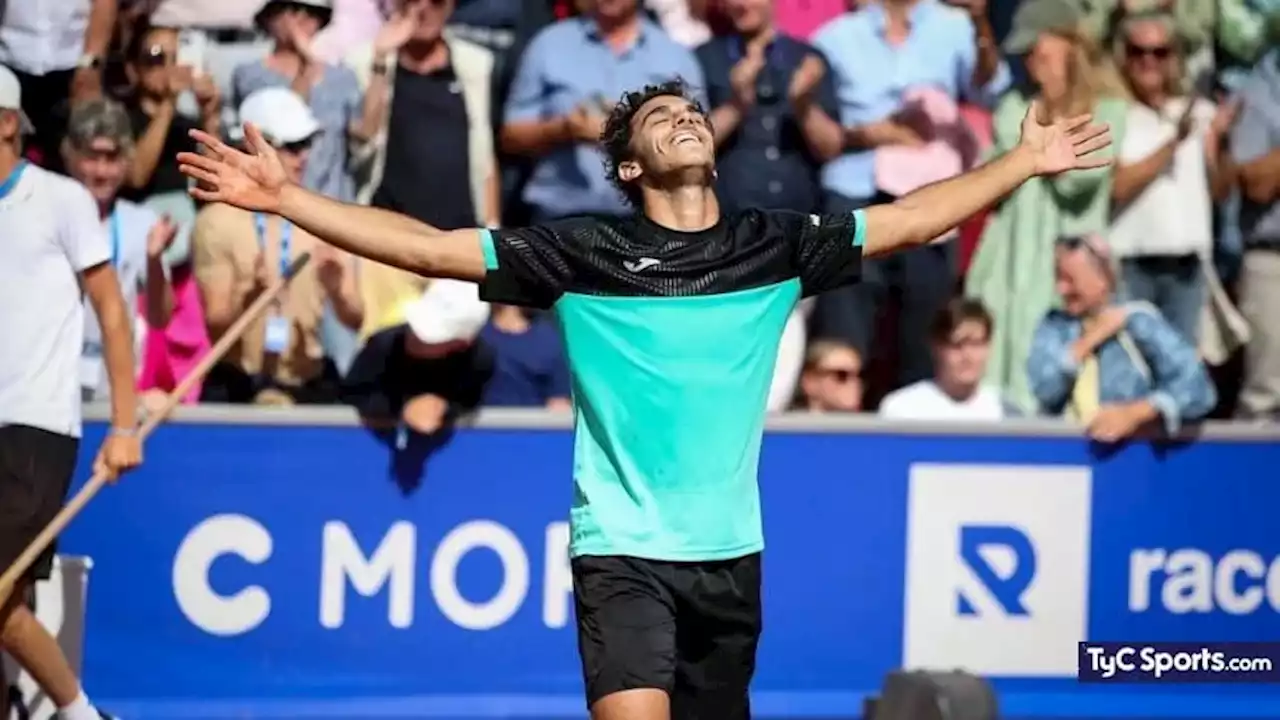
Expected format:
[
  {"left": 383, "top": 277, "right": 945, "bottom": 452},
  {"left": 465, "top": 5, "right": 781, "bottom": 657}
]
[
  {"left": 82, "top": 199, "right": 157, "bottom": 400},
  {"left": 0, "top": 162, "right": 110, "bottom": 437}
]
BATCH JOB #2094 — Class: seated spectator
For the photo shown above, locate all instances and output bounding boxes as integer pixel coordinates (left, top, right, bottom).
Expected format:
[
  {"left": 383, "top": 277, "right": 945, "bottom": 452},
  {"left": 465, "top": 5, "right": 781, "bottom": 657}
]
[
  {"left": 480, "top": 305, "right": 571, "bottom": 409},
  {"left": 794, "top": 339, "right": 863, "bottom": 412},
  {"left": 1108, "top": 10, "right": 1235, "bottom": 344},
  {"left": 1027, "top": 234, "right": 1217, "bottom": 442},
  {"left": 192, "top": 87, "right": 363, "bottom": 404},
  {"left": 880, "top": 298, "right": 1017, "bottom": 421},
  {"left": 118, "top": 22, "right": 221, "bottom": 241},
  {"left": 61, "top": 98, "right": 176, "bottom": 401},
  {"left": 499, "top": 0, "right": 705, "bottom": 222},
  {"left": 343, "top": 279, "right": 495, "bottom": 435},
  {"left": 234, "top": 0, "right": 372, "bottom": 203}
]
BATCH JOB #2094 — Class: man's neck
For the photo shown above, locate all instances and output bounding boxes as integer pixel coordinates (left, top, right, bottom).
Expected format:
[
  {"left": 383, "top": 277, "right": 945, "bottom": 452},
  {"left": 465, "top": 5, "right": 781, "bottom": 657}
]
[
  {"left": 270, "top": 45, "right": 305, "bottom": 72},
  {"left": 594, "top": 11, "right": 641, "bottom": 50},
  {"left": 1135, "top": 86, "right": 1168, "bottom": 112},
  {"left": 400, "top": 38, "right": 448, "bottom": 74},
  {"left": 882, "top": 0, "right": 920, "bottom": 38},
  {"left": 0, "top": 147, "right": 21, "bottom": 185},
  {"left": 98, "top": 197, "right": 118, "bottom": 220},
  {"left": 741, "top": 23, "right": 775, "bottom": 48},
  {"left": 642, "top": 181, "right": 720, "bottom": 232},
  {"left": 935, "top": 376, "right": 979, "bottom": 404}
]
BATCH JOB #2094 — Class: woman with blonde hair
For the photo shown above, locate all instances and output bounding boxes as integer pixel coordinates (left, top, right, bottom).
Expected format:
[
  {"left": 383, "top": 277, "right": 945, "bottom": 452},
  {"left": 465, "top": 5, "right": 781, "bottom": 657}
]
[
  {"left": 1106, "top": 9, "right": 1236, "bottom": 344},
  {"left": 965, "top": 0, "right": 1127, "bottom": 412}
]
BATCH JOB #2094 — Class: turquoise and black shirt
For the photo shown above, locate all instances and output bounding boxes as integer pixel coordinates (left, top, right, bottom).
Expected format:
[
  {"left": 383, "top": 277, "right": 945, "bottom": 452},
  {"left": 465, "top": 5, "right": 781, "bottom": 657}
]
[{"left": 478, "top": 208, "right": 867, "bottom": 561}]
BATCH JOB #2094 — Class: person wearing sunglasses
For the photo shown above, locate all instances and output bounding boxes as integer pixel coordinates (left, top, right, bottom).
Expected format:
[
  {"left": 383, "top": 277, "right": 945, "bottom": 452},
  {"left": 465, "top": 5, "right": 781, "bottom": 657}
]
[
  {"left": 191, "top": 87, "right": 363, "bottom": 405},
  {"left": 1108, "top": 11, "right": 1237, "bottom": 345},
  {"left": 1026, "top": 233, "right": 1215, "bottom": 442},
  {"left": 795, "top": 339, "right": 863, "bottom": 413}
]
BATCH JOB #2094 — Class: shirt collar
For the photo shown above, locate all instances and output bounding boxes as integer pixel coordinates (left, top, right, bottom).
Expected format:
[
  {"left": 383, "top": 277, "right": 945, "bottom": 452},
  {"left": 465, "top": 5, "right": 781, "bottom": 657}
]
[
  {"left": 866, "top": 0, "right": 935, "bottom": 37},
  {"left": 582, "top": 15, "right": 653, "bottom": 48}
]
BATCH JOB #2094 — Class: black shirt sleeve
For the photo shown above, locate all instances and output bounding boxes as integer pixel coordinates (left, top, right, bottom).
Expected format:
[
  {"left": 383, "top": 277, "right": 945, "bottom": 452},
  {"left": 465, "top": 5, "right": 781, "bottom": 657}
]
[
  {"left": 783, "top": 209, "right": 866, "bottom": 298},
  {"left": 478, "top": 218, "right": 589, "bottom": 309}
]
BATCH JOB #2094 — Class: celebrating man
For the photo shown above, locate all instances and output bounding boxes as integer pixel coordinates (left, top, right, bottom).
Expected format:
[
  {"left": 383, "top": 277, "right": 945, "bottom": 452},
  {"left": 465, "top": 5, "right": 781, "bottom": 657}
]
[{"left": 178, "top": 78, "right": 1109, "bottom": 720}]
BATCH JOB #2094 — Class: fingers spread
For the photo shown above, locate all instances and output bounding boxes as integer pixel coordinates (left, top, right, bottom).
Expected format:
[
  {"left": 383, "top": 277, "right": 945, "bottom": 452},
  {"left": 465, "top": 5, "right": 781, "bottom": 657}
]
[
  {"left": 1070, "top": 122, "right": 1111, "bottom": 144},
  {"left": 176, "top": 151, "right": 221, "bottom": 172},
  {"left": 244, "top": 122, "right": 273, "bottom": 157},
  {"left": 189, "top": 187, "right": 221, "bottom": 203},
  {"left": 189, "top": 129, "right": 227, "bottom": 154},
  {"left": 1074, "top": 154, "right": 1114, "bottom": 170},
  {"left": 179, "top": 163, "right": 219, "bottom": 185},
  {"left": 1074, "top": 130, "right": 1113, "bottom": 157}
]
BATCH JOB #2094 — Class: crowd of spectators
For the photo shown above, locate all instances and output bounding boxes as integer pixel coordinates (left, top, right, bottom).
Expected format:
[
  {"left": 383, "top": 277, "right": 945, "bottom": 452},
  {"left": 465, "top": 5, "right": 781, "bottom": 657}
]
[{"left": 2, "top": 0, "right": 1278, "bottom": 444}]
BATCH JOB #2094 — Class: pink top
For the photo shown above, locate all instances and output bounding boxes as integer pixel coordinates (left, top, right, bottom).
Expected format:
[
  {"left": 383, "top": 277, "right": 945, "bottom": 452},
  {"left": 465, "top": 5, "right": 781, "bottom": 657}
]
[
  {"left": 874, "top": 86, "right": 980, "bottom": 198},
  {"left": 137, "top": 266, "right": 211, "bottom": 404},
  {"left": 775, "top": 0, "right": 850, "bottom": 40}
]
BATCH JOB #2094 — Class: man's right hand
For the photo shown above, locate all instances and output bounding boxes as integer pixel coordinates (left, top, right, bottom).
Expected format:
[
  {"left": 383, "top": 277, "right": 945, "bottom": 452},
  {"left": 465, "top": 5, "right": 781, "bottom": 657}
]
[
  {"left": 179, "top": 126, "right": 290, "bottom": 213},
  {"left": 374, "top": 0, "right": 423, "bottom": 55},
  {"left": 729, "top": 50, "right": 766, "bottom": 108},
  {"left": 565, "top": 105, "right": 606, "bottom": 144}
]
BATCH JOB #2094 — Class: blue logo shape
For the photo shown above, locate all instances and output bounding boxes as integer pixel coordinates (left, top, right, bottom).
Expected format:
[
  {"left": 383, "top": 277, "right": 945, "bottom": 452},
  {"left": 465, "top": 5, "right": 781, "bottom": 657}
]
[{"left": 958, "top": 525, "right": 1036, "bottom": 616}]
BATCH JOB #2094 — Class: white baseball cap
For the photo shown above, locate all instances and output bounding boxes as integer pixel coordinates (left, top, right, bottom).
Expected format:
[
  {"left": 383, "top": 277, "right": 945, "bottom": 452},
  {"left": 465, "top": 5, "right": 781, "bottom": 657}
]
[
  {"left": 234, "top": 87, "right": 321, "bottom": 146},
  {"left": 405, "top": 280, "right": 491, "bottom": 345},
  {"left": 0, "top": 65, "right": 34, "bottom": 135}
]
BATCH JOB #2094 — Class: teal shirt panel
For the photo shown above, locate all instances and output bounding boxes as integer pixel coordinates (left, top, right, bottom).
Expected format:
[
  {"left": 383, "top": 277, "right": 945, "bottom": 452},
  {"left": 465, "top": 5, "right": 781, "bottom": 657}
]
[{"left": 556, "top": 280, "right": 802, "bottom": 561}]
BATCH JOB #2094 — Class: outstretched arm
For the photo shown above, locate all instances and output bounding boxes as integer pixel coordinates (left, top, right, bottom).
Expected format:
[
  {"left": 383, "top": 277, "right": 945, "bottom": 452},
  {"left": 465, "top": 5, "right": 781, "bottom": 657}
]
[
  {"left": 179, "top": 127, "right": 488, "bottom": 281},
  {"left": 860, "top": 102, "right": 1112, "bottom": 258}
]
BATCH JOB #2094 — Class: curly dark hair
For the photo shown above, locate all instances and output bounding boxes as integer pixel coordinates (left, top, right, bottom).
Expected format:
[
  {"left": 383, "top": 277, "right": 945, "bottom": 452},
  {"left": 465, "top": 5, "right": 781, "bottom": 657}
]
[{"left": 600, "top": 77, "right": 706, "bottom": 208}]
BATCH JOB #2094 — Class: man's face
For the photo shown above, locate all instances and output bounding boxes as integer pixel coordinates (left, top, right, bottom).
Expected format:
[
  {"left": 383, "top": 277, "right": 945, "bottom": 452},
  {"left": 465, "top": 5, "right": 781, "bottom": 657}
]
[
  {"left": 803, "top": 346, "right": 862, "bottom": 412},
  {"left": 131, "top": 27, "right": 180, "bottom": 97},
  {"left": 403, "top": 0, "right": 454, "bottom": 44},
  {"left": 0, "top": 109, "right": 19, "bottom": 144},
  {"left": 724, "top": 0, "right": 772, "bottom": 34},
  {"left": 933, "top": 320, "right": 990, "bottom": 389},
  {"left": 275, "top": 137, "right": 313, "bottom": 185},
  {"left": 620, "top": 94, "right": 715, "bottom": 188},
  {"left": 1055, "top": 247, "right": 1111, "bottom": 317},
  {"left": 1123, "top": 20, "right": 1174, "bottom": 96},
  {"left": 405, "top": 334, "right": 470, "bottom": 359},
  {"left": 67, "top": 137, "right": 129, "bottom": 205}
]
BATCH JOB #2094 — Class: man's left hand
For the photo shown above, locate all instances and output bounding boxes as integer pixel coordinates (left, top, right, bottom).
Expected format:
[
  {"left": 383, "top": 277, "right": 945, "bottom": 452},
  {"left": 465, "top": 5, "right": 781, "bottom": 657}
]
[
  {"left": 788, "top": 53, "right": 826, "bottom": 109},
  {"left": 146, "top": 215, "right": 179, "bottom": 260},
  {"left": 1018, "top": 99, "right": 1114, "bottom": 176},
  {"left": 93, "top": 432, "right": 143, "bottom": 483}
]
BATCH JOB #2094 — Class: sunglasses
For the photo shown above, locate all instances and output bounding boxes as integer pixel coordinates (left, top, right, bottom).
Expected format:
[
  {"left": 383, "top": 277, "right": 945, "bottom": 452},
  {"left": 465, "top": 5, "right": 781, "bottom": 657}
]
[
  {"left": 813, "top": 367, "right": 858, "bottom": 383},
  {"left": 278, "top": 137, "right": 315, "bottom": 153},
  {"left": 1126, "top": 42, "right": 1172, "bottom": 60}
]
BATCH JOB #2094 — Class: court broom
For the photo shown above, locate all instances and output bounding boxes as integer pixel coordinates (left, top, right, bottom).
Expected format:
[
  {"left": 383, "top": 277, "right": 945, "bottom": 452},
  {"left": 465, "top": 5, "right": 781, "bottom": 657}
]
[{"left": 0, "top": 252, "right": 313, "bottom": 603}]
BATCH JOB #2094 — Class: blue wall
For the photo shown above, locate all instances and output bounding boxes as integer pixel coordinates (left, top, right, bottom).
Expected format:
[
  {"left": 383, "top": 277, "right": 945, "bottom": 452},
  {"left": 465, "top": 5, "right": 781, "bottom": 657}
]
[{"left": 61, "top": 420, "right": 1280, "bottom": 718}]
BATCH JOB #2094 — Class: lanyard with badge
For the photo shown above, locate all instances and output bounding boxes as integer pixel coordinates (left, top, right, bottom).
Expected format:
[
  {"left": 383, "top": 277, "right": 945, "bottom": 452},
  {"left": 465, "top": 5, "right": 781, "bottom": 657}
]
[
  {"left": 81, "top": 208, "right": 124, "bottom": 397},
  {"left": 255, "top": 212, "right": 293, "bottom": 356}
]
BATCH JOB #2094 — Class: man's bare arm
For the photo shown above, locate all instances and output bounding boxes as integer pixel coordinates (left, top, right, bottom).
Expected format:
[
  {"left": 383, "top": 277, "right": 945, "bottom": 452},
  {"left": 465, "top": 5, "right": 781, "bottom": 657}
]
[
  {"left": 276, "top": 184, "right": 487, "bottom": 281},
  {"left": 82, "top": 263, "right": 138, "bottom": 431},
  {"left": 861, "top": 145, "right": 1037, "bottom": 257}
]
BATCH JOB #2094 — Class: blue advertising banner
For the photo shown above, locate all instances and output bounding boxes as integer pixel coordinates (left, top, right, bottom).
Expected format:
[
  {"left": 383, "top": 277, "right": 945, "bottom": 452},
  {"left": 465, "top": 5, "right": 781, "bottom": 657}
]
[{"left": 59, "top": 418, "right": 1280, "bottom": 719}]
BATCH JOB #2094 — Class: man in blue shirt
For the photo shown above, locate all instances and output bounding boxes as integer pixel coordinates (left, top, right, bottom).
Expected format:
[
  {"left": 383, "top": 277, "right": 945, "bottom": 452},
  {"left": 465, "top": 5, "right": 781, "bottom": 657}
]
[
  {"left": 499, "top": 0, "right": 705, "bottom": 220},
  {"left": 180, "top": 78, "right": 1110, "bottom": 720}
]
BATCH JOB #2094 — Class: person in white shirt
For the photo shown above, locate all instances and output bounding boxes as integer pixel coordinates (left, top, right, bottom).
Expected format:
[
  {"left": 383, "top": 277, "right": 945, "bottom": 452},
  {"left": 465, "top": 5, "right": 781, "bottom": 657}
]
[
  {"left": 0, "top": 64, "right": 139, "bottom": 720},
  {"left": 880, "top": 297, "right": 1015, "bottom": 421},
  {"left": 1108, "top": 10, "right": 1236, "bottom": 343},
  {"left": 62, "top": 98, "right": 177, "bottom": 401}
]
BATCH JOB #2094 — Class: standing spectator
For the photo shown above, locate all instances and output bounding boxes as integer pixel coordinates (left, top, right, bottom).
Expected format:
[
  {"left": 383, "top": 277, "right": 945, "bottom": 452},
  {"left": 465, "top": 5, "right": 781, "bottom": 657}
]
[
  {"left": 697, "top": 0, "right": 842, "bottom": 214},
  {"left": 1075, "top": 0, "right": 1216, "bottom": 86},
  {"left": 810, "top": 0, "right": 1010, "bottom": 394},
  {"left": 192, "top": 87, "right": 363, "bottom": 404},
  {"left": 794, "top": 339, "right": 864, "bottom": 412},
  {"left": 61, "top": 98, "right": 177, "bottom": 401},
  {"left": 500, "top": 0, "right": 705, "bottom": 221},
  {"left": 119, "top": 24, "right": 220, "bottom": 219},
  {"left": 647, "top": 0, "right": 712, "bottom": 46},
  {"left": 0, "top": 63, "right": 138, "bottom": 720},
  {"left": 1108, "top": 11, "right": 1237, "bottom": 344},
  {"left": 879, "top": 298, "right": 1016, "bottom": 420},
  {"left": 480, "top": 305, "right": 571, "bottom": 409},
  {"left": 343, "top": 280, "right": 495, "bottom": 435},
  {"left": 234, "top": 0, "right": 371, "bottom": 203},
  {"left": 346, "top": 0, "right": 500, "bottom": 340},
  {"left": 0, "top": 0, "right": 118, "bottom": 172},
  {"left": 1027, "top": 234, "right": 1216, "bottom": 440},
  {"left": 1232, "top": 47, "right": 1280, "bottom": 421},
  {"left": 966, "top": 0, "right": 1125, "bottom": 412}
]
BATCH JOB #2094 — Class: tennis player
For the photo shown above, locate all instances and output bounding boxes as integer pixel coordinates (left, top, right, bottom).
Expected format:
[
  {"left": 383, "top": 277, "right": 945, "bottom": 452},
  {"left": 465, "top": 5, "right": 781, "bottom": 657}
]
[{"left": 178, "top": 78, "right": 1110, "bottom": 720}]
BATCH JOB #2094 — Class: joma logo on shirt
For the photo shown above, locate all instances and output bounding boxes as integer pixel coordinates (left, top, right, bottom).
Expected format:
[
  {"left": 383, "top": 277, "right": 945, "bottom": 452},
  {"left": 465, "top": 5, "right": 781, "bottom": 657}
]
[{"left": 624, "top": 258, "right": 661, "bottom": 273}]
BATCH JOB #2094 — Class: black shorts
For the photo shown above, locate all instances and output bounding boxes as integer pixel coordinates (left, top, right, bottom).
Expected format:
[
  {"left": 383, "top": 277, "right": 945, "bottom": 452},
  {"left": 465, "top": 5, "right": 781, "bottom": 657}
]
[
  {"left": 572, "top": 552, "right": 762, "bottom": 719},
  {"left": 0, "top": 425, "right": 78, "bottom": 584}
]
